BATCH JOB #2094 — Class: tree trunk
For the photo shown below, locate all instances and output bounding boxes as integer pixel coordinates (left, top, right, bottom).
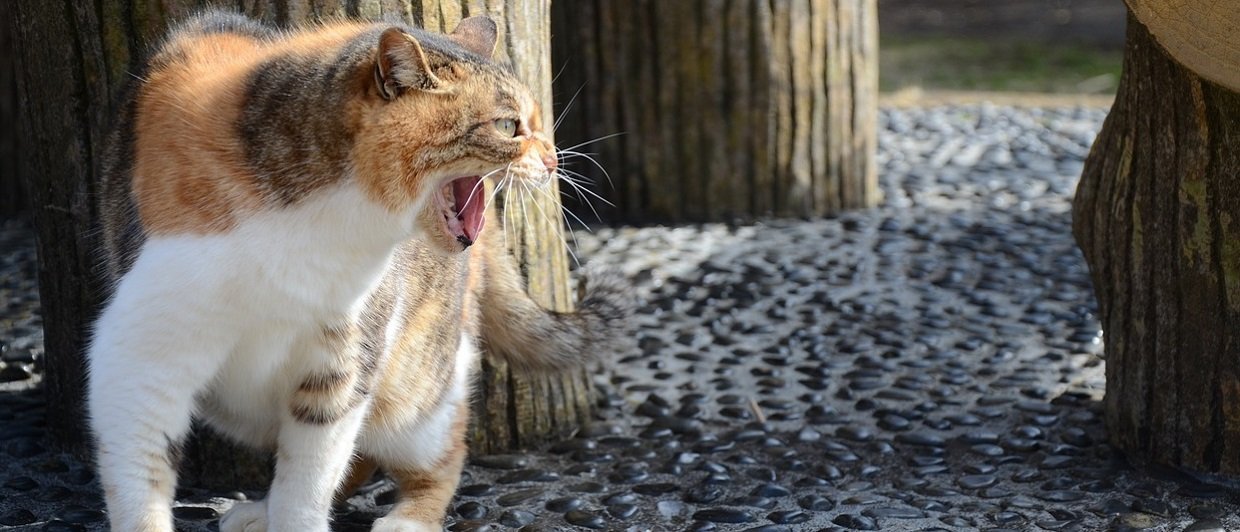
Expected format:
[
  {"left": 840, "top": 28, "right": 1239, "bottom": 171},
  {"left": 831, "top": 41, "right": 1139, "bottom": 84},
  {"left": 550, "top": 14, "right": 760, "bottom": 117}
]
[
  {"left": 550, "top": 0, "right": 879, "bottom": 222},
  {"left": 1, "top": 5, "right": 24, "bottom": 219},
  {"left": 1072, "top": 13, "right": 1240, "bottom": 478},
  {"left": 12, "top": 0, "right": 580, "bottom": 489}
]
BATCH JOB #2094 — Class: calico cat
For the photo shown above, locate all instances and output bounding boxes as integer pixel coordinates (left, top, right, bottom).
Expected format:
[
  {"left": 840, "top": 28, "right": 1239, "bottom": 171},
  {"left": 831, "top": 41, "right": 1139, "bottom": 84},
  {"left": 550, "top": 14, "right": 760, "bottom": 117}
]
[{"left": 89, "top": 10, "right": 628, "bottom": 532}]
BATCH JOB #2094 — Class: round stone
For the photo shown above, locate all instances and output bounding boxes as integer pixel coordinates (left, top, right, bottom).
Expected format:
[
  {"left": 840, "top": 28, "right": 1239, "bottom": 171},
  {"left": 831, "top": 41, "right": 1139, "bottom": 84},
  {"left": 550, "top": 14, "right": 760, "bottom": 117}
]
[
  {"left": 685, "top": 485, "right": 724, "bottom": 503},
  {"left": 39, "top": 520, "right": 85, "bottom": 532},
  {"left": 496, "top": 469, "right": 559, "bottom": 484},
  {"left": 751, "top": 483, "right": 791, "bottom": 498},
  {"left": 633, "top": 483, "right": 678, "bottom": 495},
  {"left": 456, "top": 502, "right": 487, "bottom": 520},
  {"left": 896, "top": 433, "right": 946, "bottom": 447},
  {"left": 0, "top": 509, "right": 37, "bottom": 526},
  {"left": 172, "top": 506, "right": 218, "bottom": 520},
  {"left": 564, "top": 509, "right": 607, "bottom": 529},
  {"left": 863, "top": 506, "right": 926, "bottom": 520},
  {"left": 496, "top": 488, "right": 544, "bottom": 506},
  {"left": 767, "top": 510, "right": 811, "bottom": 525},
  {"left": 693, "top": 508, "right": 756, "bottom": 524},
  {"left": 1182, "top": 519, "right": 1227, "bottom": 532},
  {"left": 498, "top": 510, "right": 535, "bottom": 527},
  {"left": 56, "top": 507, "right": 105, "bottom": 524},
  {"left": 608, "top": 504, "right": 638, "bottom": 520},
  {"left": 832, "top": 514, "right": 879, "bottom": 530},
  {"left": 471, "top": 454, "right": 529, "bottom": 470},
  {"left": 957, "top": 475, "right": 996, "bottom": 489},
  {"left": 4, "top": 476, "right": 37, "bottom": 491}
]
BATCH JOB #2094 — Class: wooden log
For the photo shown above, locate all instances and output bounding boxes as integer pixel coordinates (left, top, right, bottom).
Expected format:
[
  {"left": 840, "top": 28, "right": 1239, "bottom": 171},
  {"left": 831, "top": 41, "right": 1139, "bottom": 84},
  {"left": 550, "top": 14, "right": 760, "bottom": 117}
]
[
  {"left": 12, "top": 0, "right": 581, "bottom": 488},
  {"left": 1125, "top": 0, "right": 1240, "bottom": 93},
  {"left": 1, "top": 7, "right": 25, "bottom": 219},
  {"left": 1072, "top": 13, "right": 1240, "bottom": 477},
  {"left": 551, "top": 0, "right": 879, "bottom": 223}
]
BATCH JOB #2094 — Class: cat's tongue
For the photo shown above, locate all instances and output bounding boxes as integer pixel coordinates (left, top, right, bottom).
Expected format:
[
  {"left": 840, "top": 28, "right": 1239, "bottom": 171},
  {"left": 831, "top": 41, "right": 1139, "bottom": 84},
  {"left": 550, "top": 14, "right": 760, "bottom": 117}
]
[{"left": 452, "top": 176, "right": 485, "bottom": 245}]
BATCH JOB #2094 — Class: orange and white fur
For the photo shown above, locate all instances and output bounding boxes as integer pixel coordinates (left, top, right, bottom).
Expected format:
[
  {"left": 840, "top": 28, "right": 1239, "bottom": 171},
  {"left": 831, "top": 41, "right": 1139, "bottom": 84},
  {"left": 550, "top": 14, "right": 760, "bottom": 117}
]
[{"left": 89, "top": 11, "right": 628, "bottom": 532}]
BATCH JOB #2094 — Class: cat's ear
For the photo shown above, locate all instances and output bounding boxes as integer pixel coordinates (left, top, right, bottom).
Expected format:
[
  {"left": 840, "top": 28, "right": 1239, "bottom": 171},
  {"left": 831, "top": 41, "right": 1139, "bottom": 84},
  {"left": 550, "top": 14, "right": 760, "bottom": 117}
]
[
  {"left": 375, "top": 27, "right": 444, "bottom": 99},
  {"left": 449, "top": 16, "right": 498, "bottom": 59}
]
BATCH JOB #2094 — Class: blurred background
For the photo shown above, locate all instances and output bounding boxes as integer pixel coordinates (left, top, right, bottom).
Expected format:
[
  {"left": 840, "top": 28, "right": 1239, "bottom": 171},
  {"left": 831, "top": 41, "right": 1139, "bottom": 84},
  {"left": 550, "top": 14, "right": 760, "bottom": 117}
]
[{"left": 879, "top": 0, "right": 1123, "bottom": 99}]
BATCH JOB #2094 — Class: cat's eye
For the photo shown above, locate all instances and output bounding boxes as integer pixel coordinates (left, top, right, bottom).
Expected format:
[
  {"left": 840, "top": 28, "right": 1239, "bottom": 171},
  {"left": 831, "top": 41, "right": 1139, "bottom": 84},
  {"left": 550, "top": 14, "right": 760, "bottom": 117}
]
[{"left": 494, "top": 118, "right": 519, "bottom": 137}]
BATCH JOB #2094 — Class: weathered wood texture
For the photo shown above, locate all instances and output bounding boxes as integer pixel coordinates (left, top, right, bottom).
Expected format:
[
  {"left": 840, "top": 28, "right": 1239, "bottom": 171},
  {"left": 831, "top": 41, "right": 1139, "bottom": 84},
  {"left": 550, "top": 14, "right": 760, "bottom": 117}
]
[
  {"left": 12, "top": 0, "right": 580, "bottom": 488},
  {"left": 1126, "top": 0, "right": 1240, "bottom": 93},
  {"left": 1072, "top": 15, "right": 1240, "bottom": 477},
  {"left": 1, "top": 6, "right": 25, "bottom": 219},
  {"left": 550, "top": 0, "right": 879, "bottom": 222}
]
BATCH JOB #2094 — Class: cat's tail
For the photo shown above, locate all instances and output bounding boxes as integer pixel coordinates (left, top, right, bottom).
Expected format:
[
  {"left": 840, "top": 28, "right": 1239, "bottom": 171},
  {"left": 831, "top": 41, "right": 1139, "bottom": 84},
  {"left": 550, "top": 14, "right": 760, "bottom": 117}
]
[{"left": 478, "top": 247, "right": 636, "bottom": 371}]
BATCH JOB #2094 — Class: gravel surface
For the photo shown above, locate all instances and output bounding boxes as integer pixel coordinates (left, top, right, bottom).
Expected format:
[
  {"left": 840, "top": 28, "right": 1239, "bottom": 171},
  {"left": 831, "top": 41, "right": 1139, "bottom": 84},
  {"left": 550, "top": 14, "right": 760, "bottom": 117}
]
[{"left": 3, "top": 104, "right": 1239, "bottom": 531}]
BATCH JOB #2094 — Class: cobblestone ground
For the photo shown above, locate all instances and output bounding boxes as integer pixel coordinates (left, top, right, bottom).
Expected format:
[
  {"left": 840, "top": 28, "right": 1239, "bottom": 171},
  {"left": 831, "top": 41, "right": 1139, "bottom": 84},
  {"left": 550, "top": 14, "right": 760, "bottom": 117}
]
[{"left": 2, "top": 105, "right": 1238, "bottom": 531}]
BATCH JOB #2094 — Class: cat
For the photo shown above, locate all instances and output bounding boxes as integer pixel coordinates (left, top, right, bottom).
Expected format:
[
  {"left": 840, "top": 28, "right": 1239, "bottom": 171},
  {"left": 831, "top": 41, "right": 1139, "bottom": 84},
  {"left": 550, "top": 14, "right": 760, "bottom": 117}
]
[{"left": 89, "top": 10, "right": 629, "bottom": 532}]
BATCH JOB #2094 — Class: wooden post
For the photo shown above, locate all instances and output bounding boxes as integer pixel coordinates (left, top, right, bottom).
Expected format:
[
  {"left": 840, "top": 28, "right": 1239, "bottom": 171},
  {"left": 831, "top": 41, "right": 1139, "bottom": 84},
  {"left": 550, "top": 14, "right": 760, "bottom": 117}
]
[
  {"left": 550, "top": 0, "right": 879, "bottom": 222},
  {"left": 1072, "top": 3, "right": 1240, "bottom": 477},
  {"left": 12, "top": 0, "right": 580, "bottom": 488},
  {"left": 1, "top": 6, "right": 24, "bottom": 219}
]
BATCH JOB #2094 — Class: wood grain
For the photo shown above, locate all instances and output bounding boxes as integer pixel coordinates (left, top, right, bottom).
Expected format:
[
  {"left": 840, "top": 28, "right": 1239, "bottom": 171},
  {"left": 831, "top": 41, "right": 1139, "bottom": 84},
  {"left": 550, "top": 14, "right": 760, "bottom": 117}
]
[
  {"left": 1126, "top": 0, "right": 1240, "bottom": 93},
  {"left": 1072, "top": 13, "right": 1240, "bottom": 476},
  {"left": 551, "top": 0, "right": 879, "bottom": 222}
]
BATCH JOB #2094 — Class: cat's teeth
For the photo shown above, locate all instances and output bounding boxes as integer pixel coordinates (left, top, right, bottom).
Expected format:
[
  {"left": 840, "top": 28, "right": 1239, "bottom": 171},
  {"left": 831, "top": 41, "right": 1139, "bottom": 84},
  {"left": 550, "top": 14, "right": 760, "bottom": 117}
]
[{"left": 442, "top": 184, "right": 454, "bottom": 207}]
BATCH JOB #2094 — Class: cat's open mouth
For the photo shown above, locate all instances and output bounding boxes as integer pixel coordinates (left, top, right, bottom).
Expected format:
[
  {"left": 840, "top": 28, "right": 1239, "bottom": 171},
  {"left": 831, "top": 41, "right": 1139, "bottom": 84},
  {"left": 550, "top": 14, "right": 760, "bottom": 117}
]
[{"left": 438, "top": 176, "right": 486, "bottom": 248}]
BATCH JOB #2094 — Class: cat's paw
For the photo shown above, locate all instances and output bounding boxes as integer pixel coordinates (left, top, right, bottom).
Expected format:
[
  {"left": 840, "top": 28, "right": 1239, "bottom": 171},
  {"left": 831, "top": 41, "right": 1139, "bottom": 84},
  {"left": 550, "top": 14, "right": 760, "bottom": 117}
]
[
  {"left": 219, "top": 500, "right": 268, "bottom": 532},
  {"left": 370, "top": 516, "right": 442, "bottom": 532}
]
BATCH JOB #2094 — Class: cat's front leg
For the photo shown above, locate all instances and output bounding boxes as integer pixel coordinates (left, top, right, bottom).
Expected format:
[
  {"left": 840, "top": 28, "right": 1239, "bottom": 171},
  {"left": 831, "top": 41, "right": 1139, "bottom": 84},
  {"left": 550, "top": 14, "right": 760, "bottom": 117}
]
[
  {"left": 263, "top": 404, "right": 368, "bottom": 532},
  {"left": 229, "top": 324, "right": 370, "bottom": 532},
  {"left": 89, "top": 281, "right": 232, "bottom": 532},
  {"left": 221, "top": 409, "right": 367, "bottom": 532}
]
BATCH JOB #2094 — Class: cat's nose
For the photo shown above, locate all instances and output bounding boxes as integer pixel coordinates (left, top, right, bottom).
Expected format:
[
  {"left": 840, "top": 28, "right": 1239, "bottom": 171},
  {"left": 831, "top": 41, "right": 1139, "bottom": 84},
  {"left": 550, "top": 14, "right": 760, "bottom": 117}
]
[{"left": 542, "top": 151, "right": 557, "bottom": 172}]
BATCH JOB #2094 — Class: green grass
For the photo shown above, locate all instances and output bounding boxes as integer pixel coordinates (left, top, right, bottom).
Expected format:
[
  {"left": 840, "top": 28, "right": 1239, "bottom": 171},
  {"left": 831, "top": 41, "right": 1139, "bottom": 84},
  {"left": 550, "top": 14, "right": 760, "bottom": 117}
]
[{"left": 880, "top": 36, "right": 1123, "bottom": 94}]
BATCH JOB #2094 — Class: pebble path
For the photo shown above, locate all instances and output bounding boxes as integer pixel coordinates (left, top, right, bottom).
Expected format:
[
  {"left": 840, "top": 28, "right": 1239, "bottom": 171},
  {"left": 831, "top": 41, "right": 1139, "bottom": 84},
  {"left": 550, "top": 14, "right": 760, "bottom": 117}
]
[{"left": 2, "top": 104, "right": 1238, "bottom": 531}]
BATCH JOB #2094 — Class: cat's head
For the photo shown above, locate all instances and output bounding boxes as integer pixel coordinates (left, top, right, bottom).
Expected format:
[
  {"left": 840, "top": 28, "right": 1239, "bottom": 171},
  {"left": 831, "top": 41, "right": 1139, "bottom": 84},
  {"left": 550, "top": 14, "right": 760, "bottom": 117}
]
[{"left": 353, "top": 17, "right": 555, "bottom": 253}]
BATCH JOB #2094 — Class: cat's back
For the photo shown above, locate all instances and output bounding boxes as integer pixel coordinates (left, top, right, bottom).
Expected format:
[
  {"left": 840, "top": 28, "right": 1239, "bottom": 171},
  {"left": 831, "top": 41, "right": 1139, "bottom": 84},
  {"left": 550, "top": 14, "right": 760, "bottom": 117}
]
[
  {"left": 98, "top": 12, "right": 376, "bottom": 281},
  {"left": 146, "top": 11, "right": 370, "bottom": 90}
]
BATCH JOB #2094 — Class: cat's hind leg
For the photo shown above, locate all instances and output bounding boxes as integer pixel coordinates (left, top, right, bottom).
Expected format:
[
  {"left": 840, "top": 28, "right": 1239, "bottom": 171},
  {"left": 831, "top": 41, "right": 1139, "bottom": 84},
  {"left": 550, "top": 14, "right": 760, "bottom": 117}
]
[
  {"left": 363, "top": 333, "right": 475, "bottom": 532},
  {"left": 89, "top": 273, "right": 233, "bottom": 532},
  {"left": 368, "top": 400, "right": 469, "bottom": 532},
  {"left": 335, "top": 455, "right": 381, "bottom": 507}
]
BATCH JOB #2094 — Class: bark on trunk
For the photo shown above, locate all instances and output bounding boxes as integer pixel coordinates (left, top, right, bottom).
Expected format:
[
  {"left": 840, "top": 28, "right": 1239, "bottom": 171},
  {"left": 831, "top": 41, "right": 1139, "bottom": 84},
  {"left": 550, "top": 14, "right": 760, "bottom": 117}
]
[
  {"left": 550, "top": 0, "right": 879, "bottom": 222},
  {"left": 1, "top": 6, "right": 24, "bottom": 219},
  {"left": 12, "top": 0, "right": 580, "bottom": 489},
  {"left": 1072, "top": 14, "right": 1240, "bottom": 477}
]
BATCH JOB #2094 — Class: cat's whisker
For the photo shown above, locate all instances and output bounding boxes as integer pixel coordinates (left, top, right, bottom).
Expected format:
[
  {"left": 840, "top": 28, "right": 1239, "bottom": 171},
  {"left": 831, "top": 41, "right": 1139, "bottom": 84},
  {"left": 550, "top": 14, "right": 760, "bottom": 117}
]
[
  {"left": 502, "top": 177, "right": 512, "bottom": 250},
  {"left": 465, "top": 167, "right": 505, "bottom": 209},
  {"left": 556, "top": 149, "right": 601, "bottom": 157},
  {"left": 555, "top": 169, "right": 616, "bottom": 208},
  {"left": 551, "top": 61, "right": 572, "bottom": 86},
  {"left": 491, "top": 165, "right": 515, "bottom": 249},
  {"left": 556, "top": 153, "right": 603, "bottom": 164},
  {"left": 521, "top": 178, "right": 581, "bottom": 267},
  {"left": 532, "top": 181, "right": 594, "bottom": 236},
  {"left": 555, "top": 173, "right": 607, "bottom": 224},
  {"left": 513, "top": 172, "right": 533, "bottom": 253},
  {"left": 559, "top": 132, "right": 626, "bottom": 153},
  {"left": 484, "top": 163, "right": 513, "bottom": 215},
  {"left": 556, "top": 149, "right": 614, "bottom": 189},
  {"left": 553, "top": 84, "right": 586, "bottom": 133}
]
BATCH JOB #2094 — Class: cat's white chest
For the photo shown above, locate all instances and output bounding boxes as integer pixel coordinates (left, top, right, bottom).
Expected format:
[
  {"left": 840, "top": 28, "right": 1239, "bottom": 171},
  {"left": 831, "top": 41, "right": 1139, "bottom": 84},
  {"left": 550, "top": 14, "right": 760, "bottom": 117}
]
[{"left": 118, "top": 184, "right": 411, "bottom": 444}]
